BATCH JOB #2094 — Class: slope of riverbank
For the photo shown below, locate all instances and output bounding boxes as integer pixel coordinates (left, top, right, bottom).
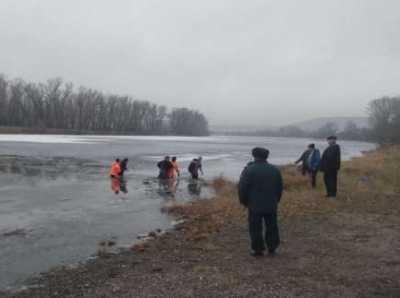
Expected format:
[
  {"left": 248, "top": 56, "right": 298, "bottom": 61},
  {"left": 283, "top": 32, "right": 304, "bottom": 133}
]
[{"left": 3, "top": 146, "right": 400, "bottom": 297}]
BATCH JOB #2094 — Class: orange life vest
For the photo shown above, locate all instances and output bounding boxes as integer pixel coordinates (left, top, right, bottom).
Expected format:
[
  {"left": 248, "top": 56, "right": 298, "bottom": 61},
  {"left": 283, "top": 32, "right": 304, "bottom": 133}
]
[{"left": 109, "top": 161, "right": 121, "bottom": 177}]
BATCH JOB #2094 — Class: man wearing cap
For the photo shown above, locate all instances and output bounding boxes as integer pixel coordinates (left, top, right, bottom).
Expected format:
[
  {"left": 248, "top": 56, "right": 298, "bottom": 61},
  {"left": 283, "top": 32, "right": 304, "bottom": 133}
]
[
  {"left": 320, "top": 136, "right": 341, "bottom": 197},
  {"left": 238, "top": 147, "right": 283, "bottom": 257}
]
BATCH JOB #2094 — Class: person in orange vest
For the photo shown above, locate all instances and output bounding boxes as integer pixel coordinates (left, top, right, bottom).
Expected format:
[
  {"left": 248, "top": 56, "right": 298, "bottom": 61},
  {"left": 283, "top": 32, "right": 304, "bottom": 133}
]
[
  {"left": 170, "top": 156, "right": 180, "bottom": 179},
  {"left": 109, "top": 158, "right": 121, "bottom": 179}
]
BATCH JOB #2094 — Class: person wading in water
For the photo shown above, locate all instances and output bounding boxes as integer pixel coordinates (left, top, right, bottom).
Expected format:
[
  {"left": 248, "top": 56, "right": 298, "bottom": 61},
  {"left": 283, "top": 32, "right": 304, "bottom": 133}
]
[{"left": 188, "top": 157, "right": 203, "bottom": 179}]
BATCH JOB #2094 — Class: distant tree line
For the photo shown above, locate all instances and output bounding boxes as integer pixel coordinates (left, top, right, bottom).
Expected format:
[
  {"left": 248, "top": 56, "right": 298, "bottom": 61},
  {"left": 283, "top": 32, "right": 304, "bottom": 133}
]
[
  {"left": 368, "top": 96, "right": 400, "bottom": 144},
  {"left": 0, "top": 75, "right": 209, "bottom": 136},
  {"left": 248, "top": 121, "right": 372, "bottom": 142}
]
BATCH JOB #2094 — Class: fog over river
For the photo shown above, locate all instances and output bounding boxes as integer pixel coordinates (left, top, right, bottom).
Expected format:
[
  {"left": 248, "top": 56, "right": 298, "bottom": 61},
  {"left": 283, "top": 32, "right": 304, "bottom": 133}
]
[{"left": 0, "top": 135, "right": 375, "bottom": 288}]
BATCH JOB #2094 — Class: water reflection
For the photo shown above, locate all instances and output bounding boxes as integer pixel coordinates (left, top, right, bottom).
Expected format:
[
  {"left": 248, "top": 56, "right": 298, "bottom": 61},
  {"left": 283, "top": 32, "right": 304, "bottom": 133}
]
[
  {"left": 110, "top": 177, "right": 128, "bottom": 194},
  {"left": 187, "top": 179, "right": 203, "bottom": 197},
  {"left": 0, "top": 155, "right": 103, "bottom": 180},
  {"left": 157, "top": 178, "right": 179, "bottom": 199}
]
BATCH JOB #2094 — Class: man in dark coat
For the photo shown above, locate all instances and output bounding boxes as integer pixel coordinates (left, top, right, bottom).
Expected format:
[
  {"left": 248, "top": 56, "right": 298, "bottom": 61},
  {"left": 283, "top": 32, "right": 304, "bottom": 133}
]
[
  {"left": 239, "top": 147, "right": 283, "bottom": 257},
  {"left": 320, "top": 136, "right": 341, "bottom": 197}
]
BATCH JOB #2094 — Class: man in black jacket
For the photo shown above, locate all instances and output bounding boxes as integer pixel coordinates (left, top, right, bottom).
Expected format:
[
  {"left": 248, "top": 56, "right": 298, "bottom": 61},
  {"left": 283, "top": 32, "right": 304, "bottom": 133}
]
[
  {"left": 239, "top": 147, "right": 283, "bottom": 257},
  {"left": 320, "top": 136, "right": 341, "bottom": 197}
]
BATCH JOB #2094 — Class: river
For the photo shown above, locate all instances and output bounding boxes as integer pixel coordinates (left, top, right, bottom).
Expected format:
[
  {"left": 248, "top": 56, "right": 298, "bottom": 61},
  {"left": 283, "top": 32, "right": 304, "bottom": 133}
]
[{"left": 0, "top": 135, "right": 375, "bottom": 288}]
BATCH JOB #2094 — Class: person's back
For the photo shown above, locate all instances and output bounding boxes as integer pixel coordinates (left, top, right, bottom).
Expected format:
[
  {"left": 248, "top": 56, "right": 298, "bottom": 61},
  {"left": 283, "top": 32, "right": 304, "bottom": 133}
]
[
  {"left": 188, "top": 159, "right": 199, "bottom": 179},
  {"left": 158, "top": 156, "right": 172, "bottom": 179},
  {"left": 239, "top": 147, "right": 283, "bottom": 257},
  {"left": 239, "top": 160, "right": 283, "bottom": 214}
]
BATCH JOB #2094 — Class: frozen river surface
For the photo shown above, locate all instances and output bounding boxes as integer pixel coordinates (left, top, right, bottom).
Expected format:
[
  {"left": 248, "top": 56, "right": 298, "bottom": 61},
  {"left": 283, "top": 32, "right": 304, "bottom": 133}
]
[{"left": 0, "top": 135, "right": 375, "bottom": 288}]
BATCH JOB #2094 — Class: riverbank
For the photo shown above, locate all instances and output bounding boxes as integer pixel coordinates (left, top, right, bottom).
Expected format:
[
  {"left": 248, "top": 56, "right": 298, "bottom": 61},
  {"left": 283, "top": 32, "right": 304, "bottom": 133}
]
[
  {"left": 0, "top": 127, "right": 208, "bottom": 136},
  {"left": 2, "top": 146, "right": 400, "bottom": 297}
]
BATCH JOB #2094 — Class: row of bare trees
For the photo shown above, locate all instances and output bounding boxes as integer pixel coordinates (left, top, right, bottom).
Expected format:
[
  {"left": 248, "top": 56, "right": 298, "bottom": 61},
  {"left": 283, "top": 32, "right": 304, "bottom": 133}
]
[
  {"left": 0, "top": 75, "right": 209, "bottom": 136},
  {"left": 368, "top": 96, "right": 400, "bottom": 143}
]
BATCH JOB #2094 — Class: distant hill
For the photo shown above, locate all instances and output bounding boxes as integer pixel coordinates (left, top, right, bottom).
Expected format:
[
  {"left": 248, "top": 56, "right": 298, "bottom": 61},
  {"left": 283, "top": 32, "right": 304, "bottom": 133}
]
[
  {"left": 211, "top": 116, "right": 370, "bottom": 135},
  {"left": 289, "top": 117, "right": 369, "bottom": 132},
  {"left": 211, "top": 124, "right": 274, "bottom": 134}
]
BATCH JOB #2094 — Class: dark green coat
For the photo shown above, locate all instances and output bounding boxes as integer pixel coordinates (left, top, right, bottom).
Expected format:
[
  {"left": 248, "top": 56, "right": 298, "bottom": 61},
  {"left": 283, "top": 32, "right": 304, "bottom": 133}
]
[{"left": 238, "top": 160, "right": 283, "bottom": 214}]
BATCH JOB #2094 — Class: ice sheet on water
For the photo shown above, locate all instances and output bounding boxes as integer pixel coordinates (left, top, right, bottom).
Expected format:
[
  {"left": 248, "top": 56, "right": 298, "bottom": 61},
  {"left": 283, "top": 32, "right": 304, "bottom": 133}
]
[
  {"left": 0, "top": 134, "right": 224, "bottom": 145},
  {"left": 0, "top": 135, "right": 97, "bottom": 144},
  {"left": 143, "top": 153, "right": 232, "bottom": 162}
]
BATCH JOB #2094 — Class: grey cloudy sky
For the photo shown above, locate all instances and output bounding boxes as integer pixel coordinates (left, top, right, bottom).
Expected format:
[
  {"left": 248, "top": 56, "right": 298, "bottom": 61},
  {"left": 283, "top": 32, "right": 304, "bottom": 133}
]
[{"left": 1, "top": 0, "right": 399, "bottom": 126}]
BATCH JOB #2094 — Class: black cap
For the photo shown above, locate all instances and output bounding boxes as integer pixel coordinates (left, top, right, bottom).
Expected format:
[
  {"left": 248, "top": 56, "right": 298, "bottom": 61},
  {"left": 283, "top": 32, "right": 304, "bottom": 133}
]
[
  {"left": 327, "top": 135, "right": 337, "bottom": 140},
  {"left": 308, "top": 143, "right": 315, "bottom": 148},
  {"left": 252, "top": 147, "right": 269, "bottom": 160}
]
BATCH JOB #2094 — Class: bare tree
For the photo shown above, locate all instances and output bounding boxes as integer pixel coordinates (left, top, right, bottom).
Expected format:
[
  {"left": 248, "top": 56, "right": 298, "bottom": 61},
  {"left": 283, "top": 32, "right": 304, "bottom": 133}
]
[{"left": 369, "top": 96, "right": 400, "bottom": 143}]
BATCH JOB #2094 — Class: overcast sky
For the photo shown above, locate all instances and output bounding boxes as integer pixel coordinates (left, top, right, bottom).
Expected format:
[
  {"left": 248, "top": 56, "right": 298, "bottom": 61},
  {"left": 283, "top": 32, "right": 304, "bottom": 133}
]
[{"left": 1, "top": 0, "right": 399, "bottom": 126}]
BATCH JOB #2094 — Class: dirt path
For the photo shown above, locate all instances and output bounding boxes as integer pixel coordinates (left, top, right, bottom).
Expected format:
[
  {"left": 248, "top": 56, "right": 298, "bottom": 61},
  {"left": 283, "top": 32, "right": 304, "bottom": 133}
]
[{"left": 4, "top": 197, "right": 399, "bottom": 298}]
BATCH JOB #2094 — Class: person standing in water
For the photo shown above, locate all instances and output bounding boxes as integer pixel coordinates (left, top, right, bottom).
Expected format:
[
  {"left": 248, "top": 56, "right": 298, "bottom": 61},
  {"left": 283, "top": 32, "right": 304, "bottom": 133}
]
[
  {"left": 239, "top": 147, "right": 283, "bottom": 257},
  {"left": 109, "top": 158, "right": 121, "bottom": 194},
  {"left": 320, "top": 136, "right": 341, "bottom": 198},
  {"left": 157, "top": 156, "right": 173, "bottom": 179},
  {"left": 109, "top": 158, "right": 121, "bottom": 179},
  {"left": 119, "top": 158, "right": 129, "bottom": 178},
  {"left": 188, "top": 157, "right": 203, "bottom": 179},
  {"left": 171, "top": 156, "right": 180, "bottom": 178}
]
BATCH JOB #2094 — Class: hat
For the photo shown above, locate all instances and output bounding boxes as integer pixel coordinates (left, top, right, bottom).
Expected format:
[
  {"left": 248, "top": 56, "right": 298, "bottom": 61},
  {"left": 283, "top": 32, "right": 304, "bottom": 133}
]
[
  {"left": 327, "top": 135, "right": 337, "bottom": 140},
  {"left": 252, "top": 147, "right": 269, "bottom": 160}
]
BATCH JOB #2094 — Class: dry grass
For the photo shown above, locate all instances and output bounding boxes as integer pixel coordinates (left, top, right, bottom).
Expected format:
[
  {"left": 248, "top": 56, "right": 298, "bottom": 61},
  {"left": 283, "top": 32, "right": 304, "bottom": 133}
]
[{"left": 162, "top": 146, "right": 400, "bottom": 241}]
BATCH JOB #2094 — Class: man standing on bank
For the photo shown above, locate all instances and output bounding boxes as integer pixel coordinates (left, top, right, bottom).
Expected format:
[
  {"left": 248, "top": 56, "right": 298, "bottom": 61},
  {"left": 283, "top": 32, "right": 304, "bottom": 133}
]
[
  {"left": 239, "top": 147, "right": 283, "bottom": 257},
  {"left": 320, "top": 136, "right": 341, "bottom": 198}
]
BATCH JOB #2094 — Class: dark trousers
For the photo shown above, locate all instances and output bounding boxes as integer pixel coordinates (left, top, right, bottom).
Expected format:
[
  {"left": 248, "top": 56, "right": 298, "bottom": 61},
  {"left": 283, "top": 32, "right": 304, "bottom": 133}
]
[
  {"left": 310, "top": 170, "right": 318, "bottom": 188},
  {"left": 248, "top": 211, "right": 280, "bottom": 253},
  {"left": 323, "top": 170, "right": 338, "bottom": 197}
]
